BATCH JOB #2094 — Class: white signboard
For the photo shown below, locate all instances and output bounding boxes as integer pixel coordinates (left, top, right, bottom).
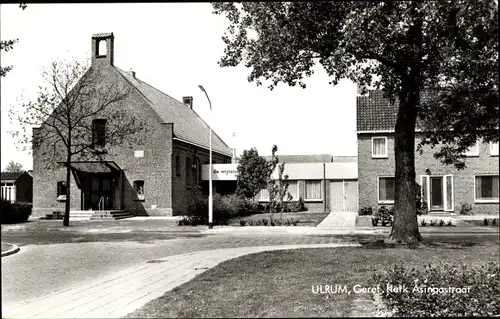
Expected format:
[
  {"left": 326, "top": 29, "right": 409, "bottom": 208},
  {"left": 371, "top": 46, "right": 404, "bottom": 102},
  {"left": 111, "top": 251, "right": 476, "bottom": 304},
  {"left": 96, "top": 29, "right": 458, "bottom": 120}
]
[{"left": 202, "top": 164, "right": 238, "bottom": 181}]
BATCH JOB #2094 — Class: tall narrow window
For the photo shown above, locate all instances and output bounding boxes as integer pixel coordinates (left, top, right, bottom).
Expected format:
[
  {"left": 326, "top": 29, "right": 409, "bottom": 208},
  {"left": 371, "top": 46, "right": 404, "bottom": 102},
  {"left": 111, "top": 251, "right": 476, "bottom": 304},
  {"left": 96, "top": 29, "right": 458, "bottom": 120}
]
[
  {"left": 305, "top": 180, "right": 322, "bottom": 200},
  {"left": 92, "top": 119, "right": 107, "bottom": 148},
  {"left": 372, "top": 137, "right": 388, "bottom": 158},
  {"left": 186, "top": 157, "right": 192, "bottom": 188},
  {"left": 133, "top": 180, "right": 145, "bottom": 201},
  {"left": 57, "top": 181, "right": 67, "bottom": 201},
  {"left": 97, "top": 39, "right": 107, "bottom": 57},
  {"left": 175, "top": 155, "right": 181, "bottom": 177},
  {"left": 195, "top": 158, "right": 201, "bottom": 186},
  {"left": 378, "top": 177, "right": 395, "bottom": 203}
]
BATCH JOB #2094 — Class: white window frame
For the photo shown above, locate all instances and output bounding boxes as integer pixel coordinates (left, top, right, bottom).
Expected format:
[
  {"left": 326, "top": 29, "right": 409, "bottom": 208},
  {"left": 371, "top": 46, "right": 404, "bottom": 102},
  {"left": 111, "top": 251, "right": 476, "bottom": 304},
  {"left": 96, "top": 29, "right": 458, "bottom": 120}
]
[
  {"left": 474, "top": 174, "right": 500, "bottom": 203},
  {"left": 372, "top": 136, "right": 388, "bottom": 158},
  {"left": 258, "top": 180, "right": 299, "bottom": 202},
  {"left": 464, "top": 140, "right": 480, "bottom": 157},
  {"left": 258, "top": 188, "right": 270, "bottom": 202},
  {"left": 304, "top": 180, "right": 322, "bottom": 201},
  {"left": 377, "top": 176, "right": 395, "bottom": 204},
  {"left": 443, "top": 174, "right": 454, "bottom": 211},
  {"left": 490, "top": 141, "right": 499, "bottom": 156}
]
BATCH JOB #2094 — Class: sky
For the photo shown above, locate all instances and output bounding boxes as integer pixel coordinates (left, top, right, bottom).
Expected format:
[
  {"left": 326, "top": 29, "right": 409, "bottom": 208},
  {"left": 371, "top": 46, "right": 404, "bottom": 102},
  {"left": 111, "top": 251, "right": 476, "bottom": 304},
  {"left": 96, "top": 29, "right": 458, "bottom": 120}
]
[{"left": 0, "top": 3, "right": 358, "bottom": 171}]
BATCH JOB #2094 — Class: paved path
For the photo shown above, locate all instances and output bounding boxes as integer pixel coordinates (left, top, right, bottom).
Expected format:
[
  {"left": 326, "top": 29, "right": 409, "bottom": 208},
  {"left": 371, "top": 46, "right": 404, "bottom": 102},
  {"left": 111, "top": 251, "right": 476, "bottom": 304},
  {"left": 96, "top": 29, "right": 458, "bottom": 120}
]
[
  {"left": 316, "top": 211, "right": 358, "bottom": 229},
  {"left": 2, "top": 243, "right": 358, "bottom": 319}
]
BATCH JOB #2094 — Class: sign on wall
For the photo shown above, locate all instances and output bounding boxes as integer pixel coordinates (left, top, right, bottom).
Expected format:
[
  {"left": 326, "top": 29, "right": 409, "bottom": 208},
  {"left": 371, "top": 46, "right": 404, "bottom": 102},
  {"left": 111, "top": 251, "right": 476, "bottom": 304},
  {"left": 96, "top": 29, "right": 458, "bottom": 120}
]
[{"left": 201, "top": 164, "right": 238, "bottom": 181}]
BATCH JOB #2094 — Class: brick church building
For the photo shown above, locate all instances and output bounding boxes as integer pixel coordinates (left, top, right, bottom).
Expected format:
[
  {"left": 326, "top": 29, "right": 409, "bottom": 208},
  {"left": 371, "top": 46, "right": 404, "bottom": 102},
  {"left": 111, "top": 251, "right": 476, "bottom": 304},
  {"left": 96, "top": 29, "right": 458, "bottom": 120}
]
[{"left": 32, "top": 33, "right": 232, "bottom": 218}]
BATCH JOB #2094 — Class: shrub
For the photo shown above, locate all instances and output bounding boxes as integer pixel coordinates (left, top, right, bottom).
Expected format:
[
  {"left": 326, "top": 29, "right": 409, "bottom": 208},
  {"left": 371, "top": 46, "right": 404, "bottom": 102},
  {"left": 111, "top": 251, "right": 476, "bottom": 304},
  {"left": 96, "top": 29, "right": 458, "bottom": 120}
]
[
  {"left": 375, "top": 206, "right": 392, "bottom": 226},
  {"left": 447, "top": 220, "right": 453, "bottom": 226},
  {"left": 493, "top": 218, "right": 497, "bottom": 226},
  {"left": 456, "top": 202, "right": 473, "bottom": 215},
  {"left": 373, "top": 262, "right": 500, "bottom": 317},
  {"left": 262, "top": 219, "right": 268, "bottom": 226},
  {"left": 239, "top": 219, "right": 247, "bottom": 226},
  {"left": 430, "top": 219, "right": 437, "bottom": 226},
  {"left": 359, "top": 206, "right": 373, "bottom": 216},
  {"left": 420, "top": 219, "right": 427, "bottom": 227},
  {"left": 484, "top": 218, "right": 489, "bottom": 226},
  {"left": 292, "top": 219, "right": 299, "bottom": 226},
  {"left": 439, "top": 219, "right": 445, "bottom": 227},
  {"left": 388, "top": 206, "right": 395, "bottom": 216},
  {"left": 371, "top": 217, "right": 379, "bottom": 227},
  {"left": 1, "top": 199, "right": 32, "bottom": 224}
]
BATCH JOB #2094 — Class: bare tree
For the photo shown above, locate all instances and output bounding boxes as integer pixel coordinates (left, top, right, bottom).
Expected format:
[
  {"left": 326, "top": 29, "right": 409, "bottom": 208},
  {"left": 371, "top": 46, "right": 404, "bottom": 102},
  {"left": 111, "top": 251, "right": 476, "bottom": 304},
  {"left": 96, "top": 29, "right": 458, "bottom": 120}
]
[
  {"left": 4, "top": 160, "right": 24, "bottom": 173},
  {"left": 10, "top": 59, "right": 146, "bottom": 226}
]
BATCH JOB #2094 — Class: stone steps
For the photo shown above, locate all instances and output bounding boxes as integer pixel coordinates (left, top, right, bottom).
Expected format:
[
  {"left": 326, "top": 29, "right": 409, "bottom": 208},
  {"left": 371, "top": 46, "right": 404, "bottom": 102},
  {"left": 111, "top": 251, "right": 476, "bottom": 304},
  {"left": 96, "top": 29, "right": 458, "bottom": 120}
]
[{"left": 42, "top": 210, "right": 135, "bottom": 221}]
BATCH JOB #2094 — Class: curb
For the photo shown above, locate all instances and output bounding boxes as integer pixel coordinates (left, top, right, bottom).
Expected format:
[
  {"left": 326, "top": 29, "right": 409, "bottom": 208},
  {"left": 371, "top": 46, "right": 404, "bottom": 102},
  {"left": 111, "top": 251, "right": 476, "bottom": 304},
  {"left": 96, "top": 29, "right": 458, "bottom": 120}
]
[{"left": 1, "top": 242, "right": 20, "bottom": 257}]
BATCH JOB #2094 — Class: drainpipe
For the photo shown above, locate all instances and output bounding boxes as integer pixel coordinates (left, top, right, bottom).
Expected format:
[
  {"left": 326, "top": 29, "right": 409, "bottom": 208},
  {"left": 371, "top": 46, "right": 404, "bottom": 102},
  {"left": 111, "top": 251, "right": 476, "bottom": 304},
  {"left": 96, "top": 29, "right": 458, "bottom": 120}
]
[{"left": 323, "top": 162, "right": 327, "bottom": 213}]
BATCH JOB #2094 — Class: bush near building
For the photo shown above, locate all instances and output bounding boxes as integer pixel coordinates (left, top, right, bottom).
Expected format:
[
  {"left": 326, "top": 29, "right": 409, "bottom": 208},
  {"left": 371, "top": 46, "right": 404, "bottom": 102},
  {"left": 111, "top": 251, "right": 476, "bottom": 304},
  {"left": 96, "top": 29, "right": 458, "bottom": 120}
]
[
  {"left": 374, "top": 262, "right": 500, "bottom": 317},
  {"left": 1, "top": 198, "right": 32, "bottom": 224}
]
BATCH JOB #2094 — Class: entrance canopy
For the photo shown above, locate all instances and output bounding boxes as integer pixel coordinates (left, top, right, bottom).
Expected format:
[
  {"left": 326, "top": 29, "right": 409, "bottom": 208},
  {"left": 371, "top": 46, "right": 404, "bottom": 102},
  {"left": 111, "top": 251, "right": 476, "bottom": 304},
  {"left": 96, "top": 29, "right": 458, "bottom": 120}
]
[{"left": 58, "top": 161, "right": 122, "bottom": 174}]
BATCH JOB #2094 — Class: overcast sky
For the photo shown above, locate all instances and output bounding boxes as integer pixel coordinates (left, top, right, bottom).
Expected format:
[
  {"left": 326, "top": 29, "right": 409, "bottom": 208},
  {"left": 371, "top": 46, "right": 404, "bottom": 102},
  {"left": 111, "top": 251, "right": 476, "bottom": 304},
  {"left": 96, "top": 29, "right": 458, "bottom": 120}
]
[{"left": 0, "top": 3, "right": 357, "bottom": 171}]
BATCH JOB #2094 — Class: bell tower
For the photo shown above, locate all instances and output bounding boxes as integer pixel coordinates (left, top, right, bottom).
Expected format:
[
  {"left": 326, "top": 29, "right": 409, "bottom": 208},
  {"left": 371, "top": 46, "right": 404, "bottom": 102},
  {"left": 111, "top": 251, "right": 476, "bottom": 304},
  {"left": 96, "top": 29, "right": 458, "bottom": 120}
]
[{"left": 91, "top": 32, "right": 114, "bottom": 66}]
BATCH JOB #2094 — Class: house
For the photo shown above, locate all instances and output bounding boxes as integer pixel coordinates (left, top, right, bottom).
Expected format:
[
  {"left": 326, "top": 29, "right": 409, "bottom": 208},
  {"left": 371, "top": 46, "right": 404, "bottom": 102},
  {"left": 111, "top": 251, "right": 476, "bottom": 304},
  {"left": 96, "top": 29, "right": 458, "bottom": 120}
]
[
  {"left": 202, "top": 155, "right": 359, "bottom": 213},
  {"left": 32, "top": 33, "right": 232, "bottom": 218},
  {"left": 1, "top": 171, "right": 33, "bottom": 203},
  {"left": 357, "top": 90, "right": 499, "bottom": 215}
]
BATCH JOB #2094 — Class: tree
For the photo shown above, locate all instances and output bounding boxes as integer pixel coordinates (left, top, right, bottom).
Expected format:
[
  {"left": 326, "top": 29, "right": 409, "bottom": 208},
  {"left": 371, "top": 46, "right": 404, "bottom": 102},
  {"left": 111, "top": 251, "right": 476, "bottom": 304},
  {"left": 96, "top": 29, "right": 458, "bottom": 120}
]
[
  {"left": 4, "top": 160, "right": 24, "bottom": 173},
  {"left": 212, "top": 1, "right": 499, "bottom": 244},
  {"left": 9, "top": 59, "right": 147, "bottom": 226},
  {"left": 236, "top": 147, "right": 269, "bottom": 199},
  {"left": 266, "top": 145, "right": 292, "bottom": 224},
  {"left": 0, "top": 4, "right": 27, "bottom": 77}
]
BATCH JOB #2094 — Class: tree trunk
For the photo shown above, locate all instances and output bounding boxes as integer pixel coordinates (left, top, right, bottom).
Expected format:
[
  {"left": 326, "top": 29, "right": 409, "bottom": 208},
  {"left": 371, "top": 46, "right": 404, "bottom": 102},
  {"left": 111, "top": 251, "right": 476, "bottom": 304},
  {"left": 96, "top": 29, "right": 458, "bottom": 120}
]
[
  {"left": 387, "top": 87, "right": 422, "bottom": 244},
  {"left": 63, "top": 156, "right": 71, "bottom": 227}
]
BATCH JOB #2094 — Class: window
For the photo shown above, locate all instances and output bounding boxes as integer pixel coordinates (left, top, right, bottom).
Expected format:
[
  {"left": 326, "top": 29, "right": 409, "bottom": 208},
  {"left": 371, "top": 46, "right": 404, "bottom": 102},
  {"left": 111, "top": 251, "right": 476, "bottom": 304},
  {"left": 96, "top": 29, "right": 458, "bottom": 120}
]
[
  {"left": 1, "top": 182, "right": 15, "bottom": 202},
  {"left": 186, "top": 157, "right": 192, "bottom": 188},
  {"left": 92, "top": 119, "right": 107, "bottom": 148},
  {"left": 378, "top": 177, "right": 395, "bottom": 203},
  {"left": 305, "top": 180, "right": 322, "bottom": 200},
  {"left": 490, "top": 142, "right": 499, "bottom": 156},
  {"left": 465, "top": 140, "right": 480, "bottom": 156},
  {"left": 57, "top": 181, "right": 67, "bottom": 201},
  {"left": 283, "top": 180, "right": 298, "bottom": 200},
  {"left": 475, "top": 175, "right": 499, "bottom": 203},
  {"left": 259, "top": 188, "right": 270, "bottom": 201},
  {"left": 133, "top": 180, "right": 145, "bottom": 201},
  {"left": 195, "top": 158, "right": 201, "bottom": 186},
  {"left": 372, "top": 137, "right": 388, "bottom": 158},
  {"left": 176, "top": 155, "right": 181, "bottom": 177},
  {"left": 97, "top": 39, "right": 107, "bottom": 57}
]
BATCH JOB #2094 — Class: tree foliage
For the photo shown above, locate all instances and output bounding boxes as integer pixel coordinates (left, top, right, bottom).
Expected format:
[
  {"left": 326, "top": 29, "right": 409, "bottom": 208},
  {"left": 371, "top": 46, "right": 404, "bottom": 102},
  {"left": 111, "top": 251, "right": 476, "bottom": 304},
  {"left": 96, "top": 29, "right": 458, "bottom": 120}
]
[
  {"left": 4, "top": 160, "right": 24, "bottom": 173},
  {"left": 236, "top": 147, "right": 269, "bottom": 199},
  {"left": 212, "top": 1, "right": 498, "bottom": 243},
  {"left": 9, "top": 59, "right": 147, "bottom": 226},
  {"left": 0, "top": 3, "right": 27, "bottom": 77},
  {"left": 266, "top": 146, "right": 292, "bottom": 224}
]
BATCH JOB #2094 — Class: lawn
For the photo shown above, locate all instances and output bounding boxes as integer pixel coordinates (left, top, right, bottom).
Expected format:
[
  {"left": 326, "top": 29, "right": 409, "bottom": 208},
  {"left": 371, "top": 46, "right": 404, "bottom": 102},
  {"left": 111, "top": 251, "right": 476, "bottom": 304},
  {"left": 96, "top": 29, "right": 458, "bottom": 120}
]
[
  {"left": 126, "top": 236, "right": 499, "bottom": 318},
  {"left": 228, "top": 211, "right": 329, "bottom": 227}
]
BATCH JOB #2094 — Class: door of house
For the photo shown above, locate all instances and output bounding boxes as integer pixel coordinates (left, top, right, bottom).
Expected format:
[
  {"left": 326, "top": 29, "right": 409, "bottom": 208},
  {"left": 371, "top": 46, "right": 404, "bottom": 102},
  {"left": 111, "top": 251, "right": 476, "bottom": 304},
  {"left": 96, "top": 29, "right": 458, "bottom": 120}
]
[
  {"left": 330, "top": 180, "right": 358, "bottom": 212},
  {"left": 85, "top": 175, "right": 113, "bottom": 210},
  {"left": 421, "top": 175, "right": 454, "bottom": 212}
]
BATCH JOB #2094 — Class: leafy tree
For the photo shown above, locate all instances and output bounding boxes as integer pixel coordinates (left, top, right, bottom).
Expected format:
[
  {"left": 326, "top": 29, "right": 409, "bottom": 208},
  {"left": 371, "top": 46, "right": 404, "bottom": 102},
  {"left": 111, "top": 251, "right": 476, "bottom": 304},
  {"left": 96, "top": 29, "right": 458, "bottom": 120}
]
[
  {"left": 266, "top": 145, "right": 292, "bottom": 224},
  {"left": 0, "top": 4, "right": 27, "bottom": 77},
  {"left": 9, "top": 59, "right": 147, "bottom": 226},
  {"left": 212, "top": 1, "right": 498, "bottom": 244},
  {"left": 236, "top": 147, "right": 269, "bottom": 199},
  {"left": 4, "top": 160, "right": 24, "bottom": 173}
]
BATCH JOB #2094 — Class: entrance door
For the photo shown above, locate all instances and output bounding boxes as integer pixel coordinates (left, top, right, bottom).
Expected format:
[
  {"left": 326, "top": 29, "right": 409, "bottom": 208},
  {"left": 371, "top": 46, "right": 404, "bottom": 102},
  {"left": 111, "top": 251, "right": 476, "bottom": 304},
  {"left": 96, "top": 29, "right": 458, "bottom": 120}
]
[
  {"left": 430, "top": 176, "right": 444, "bottom": 210},
  {"left": 86, "top": 175, "right": 113, "bottom": 210},
  {"left": 330, "top": 180, "right": 358, "bottom": 212}
]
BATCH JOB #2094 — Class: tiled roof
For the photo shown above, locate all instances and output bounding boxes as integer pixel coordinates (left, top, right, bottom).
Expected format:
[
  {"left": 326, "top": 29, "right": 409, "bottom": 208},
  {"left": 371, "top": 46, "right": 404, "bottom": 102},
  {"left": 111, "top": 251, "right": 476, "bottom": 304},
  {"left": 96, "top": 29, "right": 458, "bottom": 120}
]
[
  {"left": 92, "top": 33, "right": 113, "bottom": 39},
  {"left": 1, "top": 172, "right": 25, "bottom": 181},
  {"left": 116, "top": 68, "right": 232, "bottom": 156},
  {"left": 357, "top": 90, "right": 433, "bottom": 132},
  {"left": 262, "top": 154, "right": 333, "bottom": 163},
  {"left": 331, "top": 156, "right": 357, "bottom": 163},
  {"left": 356, "top": 91, "right": 398, "bottom": 131}
]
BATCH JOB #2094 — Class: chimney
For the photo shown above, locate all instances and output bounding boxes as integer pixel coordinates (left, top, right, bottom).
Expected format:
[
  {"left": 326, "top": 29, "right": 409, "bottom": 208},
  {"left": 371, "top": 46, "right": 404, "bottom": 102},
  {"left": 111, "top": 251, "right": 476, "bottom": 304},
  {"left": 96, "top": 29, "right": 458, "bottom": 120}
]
[
  {"left": 128, "top": 68, "right": 136, "bottom": 79},
  {"left": 91, "top": 32, "right": 114, "bottom": 66},
  {"left": 183, "top": 96, "right": 193, "bottom": 109}
]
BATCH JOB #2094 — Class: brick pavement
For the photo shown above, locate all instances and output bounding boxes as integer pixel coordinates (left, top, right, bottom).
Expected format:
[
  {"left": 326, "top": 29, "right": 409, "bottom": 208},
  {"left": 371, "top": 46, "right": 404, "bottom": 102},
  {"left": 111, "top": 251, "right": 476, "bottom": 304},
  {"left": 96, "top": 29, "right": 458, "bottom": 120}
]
[{"left": 2, "top": 242, "right": 358, "bottom": 319}]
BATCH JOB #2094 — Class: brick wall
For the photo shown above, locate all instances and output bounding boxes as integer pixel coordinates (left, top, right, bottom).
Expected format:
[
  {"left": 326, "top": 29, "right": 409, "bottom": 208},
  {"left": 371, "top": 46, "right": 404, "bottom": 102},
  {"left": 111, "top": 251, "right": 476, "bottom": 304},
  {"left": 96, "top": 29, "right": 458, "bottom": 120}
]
[
  {"left": 357, "top": 133, "right": 499, "bottom": 215},
  {"left": 171, "top": 140, "right": 231, "bottom": 216}
]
